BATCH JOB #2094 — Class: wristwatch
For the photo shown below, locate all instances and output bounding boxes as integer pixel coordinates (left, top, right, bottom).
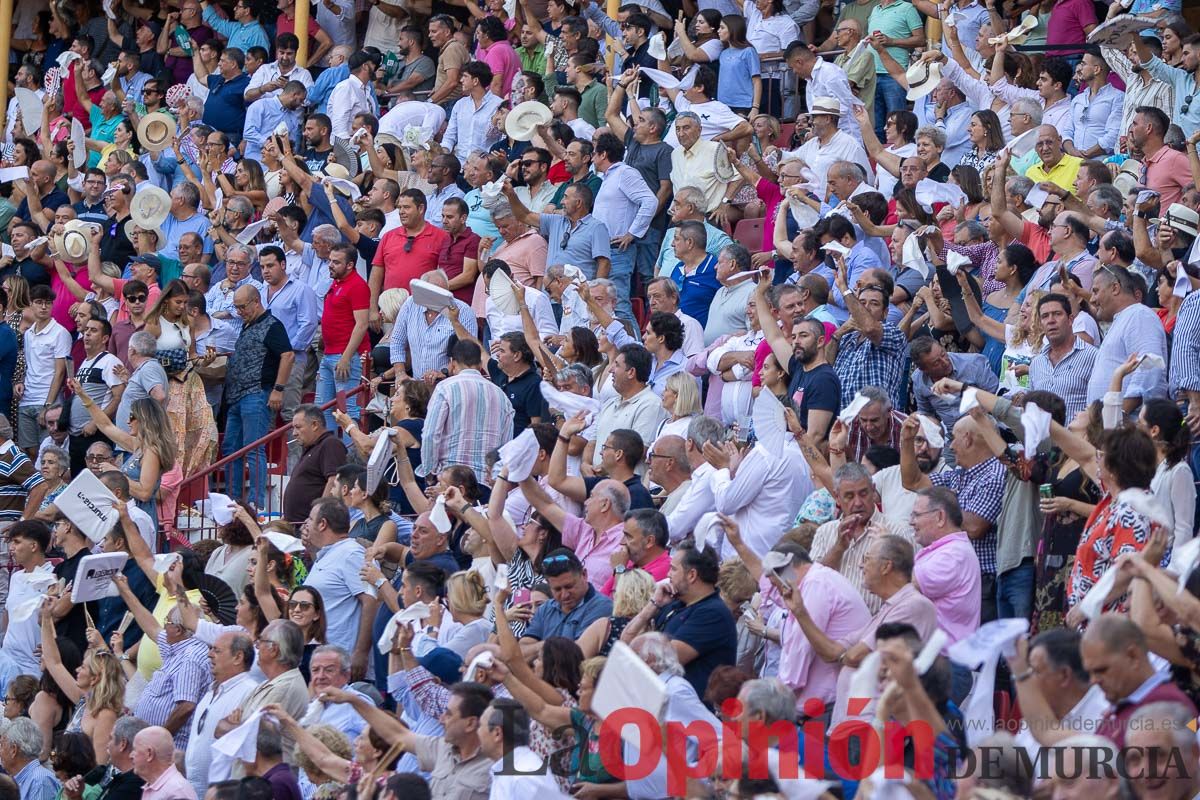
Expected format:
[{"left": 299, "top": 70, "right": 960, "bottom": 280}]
[
  {"left": 372, "top": 577, "right": 386, "bottom": 589},
  {"left": 273, "top": 384, "right": 285, "bottom": 392},
  {"left": 614, "top": 565, "right": 628, "bottom": 576}
]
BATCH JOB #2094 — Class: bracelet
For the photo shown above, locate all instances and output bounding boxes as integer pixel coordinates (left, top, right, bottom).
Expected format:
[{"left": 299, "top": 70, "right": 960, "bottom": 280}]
[
  {"left": 557, "top": 434, "right": 571, "bottom": 444},
  {"left": 829, "top": 448, "right": 845, "bottom": 456}
]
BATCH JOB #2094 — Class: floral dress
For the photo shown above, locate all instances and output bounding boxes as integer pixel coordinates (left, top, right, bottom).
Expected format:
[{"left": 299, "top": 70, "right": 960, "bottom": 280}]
[
  {"left": 1066, "top": 493, "right": 1155, "bottom": 618},
  {"left": 1033, "top": 464, "right": 1100, "bottom": 634},
  {"left": 733, "top": 147, "right": 780, "bottom": 205}
]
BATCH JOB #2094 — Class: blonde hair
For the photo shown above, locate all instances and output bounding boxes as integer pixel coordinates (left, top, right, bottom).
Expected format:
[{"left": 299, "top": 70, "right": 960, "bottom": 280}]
[
  {"left": 129, "top": 398, "right": 178, "bottom": 472},
  {"left": 717, "top": 558, "right": 756, "bottom": 605},
  {"left": 580, "top": 655, "right": 606, "bottom": 683},
  {"left": 446, "top": 570, "right": 488, "bottom": 617},
  {"left": 294, "top": 724, "right": 351, "bottom": 784},
  {"left": 1009, "top": 289, "right": 1046, "bottom": 349},
  {"left": 664, "top": 372, "right": 702, "bottom": 418},
  {"left": 84, "top": 650, "right": 126, "bottom": 717},
  {"left": 612, "top": 568, "right": 654, "bottom": 617}
]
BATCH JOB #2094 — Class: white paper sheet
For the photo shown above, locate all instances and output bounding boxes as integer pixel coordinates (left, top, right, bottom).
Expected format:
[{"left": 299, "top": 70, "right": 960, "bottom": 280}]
[
  {"left": 916, "top": 414, "right": 944, "bottom": 449},
  {"left": 235, "top": 218, "right": 272, "bottom": 245},
  {"left": 1020, "top": 403, "right": 1051, "bottom": 456},
  {"left": 1077, "top": 563, "right": 1120, "bottom": 621},
  {"left": 901, "top": 233, "right": 928, "bottom": 278},
  {"left": 838, "top": 392, "right": 872, "bottom": 425},
  {"left": 55, "top": 469, "right": 120, "bottom": 542},
  {"left": 1024, "top": 185, "right": 1050, "bottom": 210},
  {"left": 913, "top": 629, "right": 949, "bottom": 675},
  {"left": 0, "top": 166, "right": 29, "bottom": 183},
  {"left": 1174, "top": 270, "right": 1192, "bottom": 298},
  {"left": 71, "top": 553, "right": 129, "bottom": 602},
  {"left": 821, "top": 241, "right": 850, "bottom": 256},
  {"left": 366, "top": 428, "right": 395, "bottom": 493},
  {"left": 592, "top": 641, "right": 668, "bottom": 749}
]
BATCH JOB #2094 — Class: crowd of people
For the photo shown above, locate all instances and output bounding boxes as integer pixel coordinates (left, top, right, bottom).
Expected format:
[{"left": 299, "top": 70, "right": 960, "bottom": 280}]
[{"left": 0, "top": 0, "right": 1196, "bottom": 797}]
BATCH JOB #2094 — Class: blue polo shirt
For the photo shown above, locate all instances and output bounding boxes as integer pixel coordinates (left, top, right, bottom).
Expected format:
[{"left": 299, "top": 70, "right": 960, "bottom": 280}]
[
  {"left": 540, "top": 213, "right": 612, "bottom": 280},
  {"left": 671, "top": 254, "right": 721, "bottom": 327},
  {"left": 203, "top": 71, "right": 251, "bottom": 138},
  {"left": 522, "top": 585, "right": 612, "bottom": 641}
]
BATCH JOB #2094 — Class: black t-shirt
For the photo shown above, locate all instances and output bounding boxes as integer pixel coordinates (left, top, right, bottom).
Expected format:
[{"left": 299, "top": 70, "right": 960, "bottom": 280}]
[
  {"left": 55, "top": 548, "right": 98, "bottom": 646},
  {"left": 0, "top": 257, "right": 49, "bottom": 288},
  {"left": 99, "top": 214, "right": 136, "bottom": 270},
  {"left": 786, "top": 360, "right": 841, "bottom": 428},
  {"left": 257, "top": 316, "right": 294, "bottom": 391},
  {"left": 582, "top": 474, "right": 656, "bottom": 511},
  {"left": 623, "top": 130, "right": 673, "bottom": 230},
  {"left": 300, "top": 147, "right": 334, "bottom": 174},
  {"left": 654, "top": 591, "right": 737, "bottom": 699},
  {"left": 15, "top": 188, "right": 70, "bottom": 225},
  {"left": 487, "top": 362, "right": 547, "bottom": 438}
]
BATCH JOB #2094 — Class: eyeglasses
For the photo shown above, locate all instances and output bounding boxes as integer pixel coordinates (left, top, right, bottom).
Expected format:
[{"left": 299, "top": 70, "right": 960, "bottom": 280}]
[
  {"left": 233, "top": 302, "right": 250, "bottom": 311},
  {"left": 85, "top": 454, "right": 108, "bottom": 463},
  {"left": 403, "top": 235, "right": 415, "bottom": 253},
  {"left": 288, "top": 600, "right": 314, "bottom": 611}
]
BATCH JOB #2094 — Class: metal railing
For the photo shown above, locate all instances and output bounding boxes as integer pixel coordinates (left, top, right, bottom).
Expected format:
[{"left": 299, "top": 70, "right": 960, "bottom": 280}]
[{"left": 172, "top": 380, "right": 374, "bottom": 544}]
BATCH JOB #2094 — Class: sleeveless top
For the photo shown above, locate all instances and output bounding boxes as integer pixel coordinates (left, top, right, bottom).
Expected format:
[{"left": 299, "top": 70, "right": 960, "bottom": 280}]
[{"left": 155, "top": 317, "right": 191, "bottom": 352}]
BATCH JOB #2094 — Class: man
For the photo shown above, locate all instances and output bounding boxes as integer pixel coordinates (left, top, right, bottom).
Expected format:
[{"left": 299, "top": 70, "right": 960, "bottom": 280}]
[
  {"left": 552, "top": 414, "right": 654, "bottom": 508},
  {"left": 425, "top": 154, "right": 467, "bottom": 228},
  {"left": 589, "top": 344, "right": 666, "bottom": 470},
  {"left": 204, "top": 244, "right": 261, "bottom": 329},
  {"left": 64, "top": 716, "right": 148, "bottom": 800},
  {"left": 200, "top": 0, "right": 269, "bottom": 54},
  {"left": 478, "top": 699, "right": 566, "bottom": 798},
  {"left": 550, "top": 86, "right": 594, "bottom": 141},
  {"left": 645, "top": 278, "right": 703, "bottom": 360},
  {"left": 1132, "top": 32, "right": 1200, "bottom": 137},
  {"left": 1028, "top": 293, "right": 1097, "bottom": 420},
  {"left": 826, "top": 278, "right": 906, "bottom": 408},
  {"left": 663, "top": 66, "right": 753, "bottom": 148},
  {"left": 386, "top": 269, "right": 476, "bottom": 382},
  {"left": 434, "top": 198, "right": 478, "bottom": 302},
  {"left": 244, "top": 33, "right": 312, "bottom": 104},
  {"left": 546, "top": 138, "right": 601, "bottom": 212},
  {"left": 422, "top": 338, "right": 514, "bottom": 481},
  {"left": 785, "top": 98, "right": 872, "bottom": 198},
  {"left": 219, "top": 621, "right": 309, "bottom": 768},
  {"left": 18, "top": 285, "right": 71, "bottom": 458},
  {"left": 73, "top": 169, "right": 110, "bottom": 226},
  {"left": 282, "top": 405, "right": 347, "bottom": 523},
  {"left": 646, "top": 436, "right": 692, "bottom": 517},
  {"left": 654, "top": 187, "right": 733, "bottom": 279},
  {"left": 259, "top": 246, "right": 318, "bottom": 424},
  {"left": 1022, "top": 209, "right": 1097, "bottom": 298},
  {"left": 1087, "top": 261, "right": 1167, "bottom": 407},
  {"left": 160, "top": 182, "right": 212, "bottom": 263},
  {"left": 301, "top": 498, "right": 377, "bottom": 679},
  {"left": 242, "top": 721, "right": 300, "bottom": 799},
  {"left": 704, "top": 245, "right": 757, "bottom": 344},
  {"left": 667, "top": 223, "right": 720, "bottom": 330},
  {"left": 1061, "top": 47, "right": 1122, "bottom": 158},
  {"left": 443, "top": 63, "right": 502, "bottom": 163},
  {"left": 298, "top": 115, "right": 334, "bottom": 173},
  {"left": 242, "top": 80, "right": 305, "bottom": 162},
  {"left": 301, "top": 646, "right": 369, "bottom": 740},
  {"left": 864, "top": 0, "right": 925, "bottom": 135},
  {"left": 591, "top": 133, "right": 656, "bottom": 327},
  {"left": 668, "top": 112, "right": 739, "bottom": 217},
  {"left": 12, "top": 161, "right": 70, "bottom": 234},
  {"left": 786, "top": 42, "right": 867, "bottom": 142},
  {"left": 757, "top": 284, "right": 839, "bottom": 441},
  {"left": 520, "top": 468, "right": 628, "bottom": 590},
  {"left": 487, "top": 333, "right": 545, "bottom": 438},
  {"left": 125, "top": 596, "right": 212, "bottom": 749},
  {"left": 1025, "top": 125, "right": 1083, "bottom": 196},
  {"left": 841, "top": 385, "right": 905, "bottom": 461},
  {"left": 885, "top": 487, "right": 976, "bottom": 652},
  {"left": 66, "top": 318, "right": 124, "bottom": 474},
  {"left": 199, "top": 46, "right": 251, "bottom": 144},
  {"left": 371, "top": 189, "right": 450, "bottom": 311},
  {"left": 1, "top": 717, "right": 59, "bottom": 800},
  {"left": 909, "top": 337, "right": 998, "bottom": 432},
  {"left": 1125, "top": 703, "right": 1200, "bottom": 799},
  {"left": 385, "top": 28, "right": 436, "bottom": 95},
  {"left": 327, "top": 52, "right": 376, "bottom": 141},
  {"left": 318, "top": 243, "right": 370, "bottom": 429},
  {"left": 115, "top": 332, "right": 167, "bottom": 430},
  {"left": 603, "top": 510, "right": 671, "bottom": 601},
  {"left": 132, "top": 726, "right": 195, "bottom": 800},
  {"left": 183, "top": 632, "right": 256, "bottom": 796},
  {"left": 517, "top": 548, "right": 613, "bottom": 655},
  {"left": 512, "top": 148, "right": 557, "bottom": 215},
  {"left": 488, "top": 205, "right": 547, "bottom": 288},
  {"left": 1128, "top": 105, "right": 1192, "bottom": 209},
  {"left": 223, "top": 284, "right": 294, "bottom": 509},
  {"left": 0, "top": 520, "right": 52, "bottom": 675},
  {"left": 503, "top": 181, "right": 611, "bottom": 282},
  {"left": 428, "top": 14, "right": 471, "bottom": 109}
]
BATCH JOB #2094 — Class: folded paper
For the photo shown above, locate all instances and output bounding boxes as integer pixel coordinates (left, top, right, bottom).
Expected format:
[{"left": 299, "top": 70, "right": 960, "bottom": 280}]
[
  {"left": 366, "top": 428, "right": 395, "bottom": 494},
  {"left": 497, "top": 428, "right": 540, "bottom": 483}
]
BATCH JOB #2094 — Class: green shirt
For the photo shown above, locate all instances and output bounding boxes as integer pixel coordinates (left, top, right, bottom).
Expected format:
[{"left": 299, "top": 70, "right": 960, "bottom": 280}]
[
  {"left": 866, "top": 0, "right": 923, "bottom": 73},
  {"left": 578, "top": 80, "right": 608, "bottom": 129},
  {"left": 550, "top": 171, "right": 603, "bottom": 209},
  {"left": 87, "top": 107, "right": 126, "bottom": 169}
]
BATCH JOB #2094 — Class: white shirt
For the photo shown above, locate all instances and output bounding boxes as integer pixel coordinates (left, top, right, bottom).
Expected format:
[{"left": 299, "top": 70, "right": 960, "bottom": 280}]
[
  {"left": 783, "top": 130, "right": 872, "bottom": 198},
  {"left": 486, "top": 285, "right": 557, "bottom": 341},
  {"left": 1014, "top": 683, "right": 1109, "bottom": 783},
  {"left": 2, "top": 562, "right": 55, "bottom": 675},
  {"left": 665, "top": 97, "right": 746, "bottom": 147},
  {"left": 185, "top": 671, "right": 259, "bottom": 797},
  {"left": 489, "top": 747, "right": 569, "bottom": 799},
  {"left": 21, "top": 319, "right": 72, "bottom": 406},
  {"left": 711, "top": 441, "right": 812, "bottom": 558},
  {"left": 806, "top": 58, "right": 866, "bottom": 141},
  {"left": 557, "top": 285, "right": 591, "bottom": 336},
  {"left": 326, "top": 74, "right": 375, "bottom": 141},
  {"left": 675, "top": 309, "right": 705, "bottom": 359},
  {"left": 667, "top": 461, "right": 715, "bottom": 543},
  {"left": 245, "top": 61, "right": 314, "bottom": 99},
  {"left": 442, "top": 91, "right": 503, "bottom": 163},
  {"left": 566, "top": 117, "right": 596, "bottom": 140},
  {"left": 378, "top": 100, "right": 447, "bottom": 141}
]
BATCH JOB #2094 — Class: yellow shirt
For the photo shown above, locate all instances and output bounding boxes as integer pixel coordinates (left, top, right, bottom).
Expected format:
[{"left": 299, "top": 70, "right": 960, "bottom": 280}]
[
  {"left": 135, "top": 574, "right": 204, "bottom": 680},
  {"left": 1025, "top": 154, "right": 1083, "bottom": 195},
  {"left": 670, "top": 140, "right": 737, "bottom": 213}
]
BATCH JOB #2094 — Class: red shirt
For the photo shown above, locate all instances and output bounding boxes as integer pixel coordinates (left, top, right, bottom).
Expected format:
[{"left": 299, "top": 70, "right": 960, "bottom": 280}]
[
  {"left": 438, "top": 229, "right": 481, "bottom": 302},
  {"left": 275, "top": 14, "right": 321, "bottom": 53},
  {"left": 373, "top": 223, "right": 450, "bottom": 293},
  {"left": 548, "top": 161, "right": 571, "bottom": 184},
  {"left": 62, "top": 62, "right": 106, "bottom": 134},
  {"left": 321, "top": 271, "right": 370, "bottom": 355},
  {"left": 1020, "top": 220, "right": 1052, "bottom": 264}
]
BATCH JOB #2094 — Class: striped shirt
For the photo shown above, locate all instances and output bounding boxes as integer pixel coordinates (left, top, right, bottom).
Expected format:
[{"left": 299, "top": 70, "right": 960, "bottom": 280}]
[
  {"left": 1171, "top": 291, "right": 1200, "bottom": 398},
  {"left": 420, "top": 368, "right": 514, "bottom": 482},
  {"left": 389, "top": 298, "right": 477, "bottom": 378},
  {"left": 931, "top": 457, "right": 1007, "bottom": 575},
  {"left": 132, "top": 631, "right": 212, "bottom": 749},
  {"left": 0, "top": 440, "right": 43, "bottom": 521},
  {"left": 809, "top": 510, "right": 914, "bottom": 614},
  {"left": 1029, "top": 337, "right": 1098, "bottom": 419}
]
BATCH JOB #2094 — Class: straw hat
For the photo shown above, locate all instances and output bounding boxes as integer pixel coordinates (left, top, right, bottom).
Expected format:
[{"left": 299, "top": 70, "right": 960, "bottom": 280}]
[
  {"left": 60, "top": 220, "right": 93, "bottom": 262},
  {"left": 905, "top": 60, "right": 941, "bottom": 101},
  {"left": 137, "top": 111, "right": 177, "bottom": 152},
  {"left": 1152, "top": 203, "right": 1199, "bottom": 239},
  {"left": 810, "top": 96, "right": 842, "bottom": 117},
  {"left": 505, "top": 101, "right": 552, "bottom": 142},
  {"left": 130, "top": 185, "right": 171, "bottom": 229},
  {"left": 123, "top": 219, "right": 166, "bottom": 250}
]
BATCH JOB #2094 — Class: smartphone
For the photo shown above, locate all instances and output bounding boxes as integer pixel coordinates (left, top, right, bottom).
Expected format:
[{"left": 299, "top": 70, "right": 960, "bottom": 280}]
[{"left": 511, "top": 588, "right": 532, "bottom": 606}]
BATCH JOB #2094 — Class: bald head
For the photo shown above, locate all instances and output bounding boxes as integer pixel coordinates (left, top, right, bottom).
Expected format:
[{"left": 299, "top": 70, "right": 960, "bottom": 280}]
[
  {"left": 1037, "top": 125, "right": 1061, "bottom": 144},
  {"left": 234, "top": 284, "right": 261, "bottom": 307},
  {"left": 32, "top": 160, "right": 55, "bottom": 185},
  {"left": 1082, "top": 613, "right": 1147, "bottom": 655},
  {"left": 591, "top": 478, "right": 631, "bottom": 522},
  {"left": 134, "top": 727, "right": 174, "bottom": 762}
]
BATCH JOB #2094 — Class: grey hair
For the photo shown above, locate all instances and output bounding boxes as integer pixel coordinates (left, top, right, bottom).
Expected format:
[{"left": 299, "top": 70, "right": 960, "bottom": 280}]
[
  {"left": 257, "top": 719, "right": 284, "bottom": 759},
  {"left": 874, "top": 534, "right": 915, "bottom": 578},
  {"left": 0, "top": 717, "right": 44, "bottom": 759},
  {"left": 686, "top": 415, "right": 725, "bottom": 450},
  {"left": 111, "top": 716, "right": 149, "bottom": 750},
  {"left": 555, "top": 363, "right": 593, "bottom": 393},
  {"left": 128, "top": 331, "right": 158, "bottom": 357},
  {"left": 972, "top": 732, "right": 1033, "bottom": 797},
  {"left": 1010, "top": 97, "right": 1043, "bottom": 126},
  {"left": 490, "top": 201, "right": 514, "bottom": 221},
  {"left": 594, "top": 480, "right": 630, "bottom": 518},
  {"left": 589, "top": 278, "right": 616, "bottom": 303},
  {"left": 1128, "top": 702, "right": 1198, "bottom": 750},
  {"left": 183, "top": 96, "right": 205, "bottom": 117},
  {"left": 262, "top": 619, "right": 304, "bottom": 668},
  {"left": 225, "top": 243, "right": 255, "bottom": 263},
  {"left": 648, "top": 276, "right": 680, "bottom": 302},
  {"left": 832, "top": 461, "right": 873, "bottom": 491},
  {"left": 674, "top": 186, "right": 706, "bottom": 209},
  {"left": 631, "top": 632, "right": 685, "bottom": 677},
  {"left": 1007, "top": 175, "right": 1034, "bottom": 199},
  {"left": 720, "top": 243, "right": 751, "bottom": 272},
  {"left": 226, "top": 195, "right": 254, "bottom": 219},
  {"left": 40, "top": 445, "right": 68, "bottom": 472},
  {"left": 312, "top": 644, "right": 352, "bottom": 673},
  {"left": 312, "top": 224, "right": 340, "bottom": 244},
  {"left": 740, "top": 678, "right": 796, "bottom": 724},
  {"left": 544, "top": 264, "right": 568, "bottom": 282},
  {"left": 228, "top": 633, "right": 254, "bottom": 669},
  {"left": 172, "top": 180, "right": 201, "bottom": 208},
  {"left": 674, "top": 111, "right": 701, "bottom": 126},
  {"left": 956, "top": 220, "right": 987, "bottom": 242},
  {"left": 858, "top": 385, "right": 892, "bottom": 413},
  {"left": 1090, "top": 184, "right": 1124, "bottom": 217},
  {"left": 642, "top": 108, "right": 667, "bottom": 136},
  {"left": 915, "top": 125, "right": 946, "bottom": 149}
]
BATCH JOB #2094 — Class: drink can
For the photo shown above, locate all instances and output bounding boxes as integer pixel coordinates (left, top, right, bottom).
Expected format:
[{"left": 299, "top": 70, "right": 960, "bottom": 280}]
[{"left": 1038, "top": 483, "right": 1053, "bottom": 500}]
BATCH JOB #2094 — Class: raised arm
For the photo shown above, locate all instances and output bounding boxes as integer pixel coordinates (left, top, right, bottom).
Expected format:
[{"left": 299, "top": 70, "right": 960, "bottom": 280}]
[
  {"left": 66, "top": 376, "right": 137, "bottom": 451},
  {"left": 547, "top": 412, "right": 589, "bottom": 502},
  {"left": 899, "top": 415, "right": 933, "bottom": 490},
  {"left": 517, "top": 475, "right": 568, "bottom": 533},
  {"left": 989, "top": 150, "right": 1024, "bottom": 240},
  {"left": 111, "top": 573, "right": 163, "bottom": 641},
  {"left": 755, "top": 271, "right": 792, "bottom": 368},
  {"left": 40, "top": 613, "right": 85, "bottom": 704}
]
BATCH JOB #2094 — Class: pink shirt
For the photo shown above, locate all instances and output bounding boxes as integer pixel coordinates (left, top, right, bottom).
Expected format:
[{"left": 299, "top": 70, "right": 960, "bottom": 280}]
[
  {"left": 1143, "top": 145, "right": 1193, "bottom": 209},
  {"left": 476, "top": 40, "right": 521, "bottom": 98},
  {"left": 142, "top": 765, "right": 198, "bottom": 800},
  {"left": 601, "top": 548, "right": 671, "bottom": 596},
  {"left": 913, "top": 531, "right": 981, "bottom": 644},
  {"left": 560, "top": 514, "right": 623, "bottom": 592},
  {"left": 761, "top": 563, "right": 871, "bottom": 710},
  {"left": 52, "top": 264, "right": 92, "bottom": 331},
  {"left": 1045, "top": 0, "right": 1096, "bottom": 56}
]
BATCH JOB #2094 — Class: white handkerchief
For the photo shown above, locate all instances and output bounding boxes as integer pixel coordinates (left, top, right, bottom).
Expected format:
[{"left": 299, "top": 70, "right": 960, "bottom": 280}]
[
  {"left": 947, "top": 617, "right": 1028, "bottom": 745},
  {"left": 103, "top": 0, "right": 117, "bottom": 19},
  {"left": 1077, "top": 563, "right": 1120, "bottom": 620},
  {"left": 464, "top": 650, "right": 495, "bottom": 682},
  {"left": 838, "top": 392, "right": 872, "bottom": 425},
  {"left": 562, "top": 264, "right": 585, "bottom": 281},
  {"left": 366, "top": 428, "right": 395, "bottom": 494},
  {"left": 206, "top": 493, "right": 238, "bottom": 525},
  {"left": 9, "top": 597, "right": 43, "bottom": 623},
  {"left": 637, "top": 67, "right": 681, "bottom": 90},
  {"left": 153, "top": 552, "right": 182, "bottom": 574},
  {"left": 481, "top": 179, "right": 505, "bottom": 201},
  {"left": 821, "top": 241, "right": 850, "bottom": 256},
  {"left": 647, "top": 31, "right": 666, "bottom": 60},
  {"left": 945, "top": 250, "right": 971, "bottom": 276},
  {"left": 694, "top": 512, "right": 725, "bottom": 554},
  {"left": 497, "top": 428, "right": 540, "bottom": 483},
  {"left": 1137, "top": 353, "right": 1166, "bottom": 372},
  {"left": 1174, "top": 270, "right": 1192, "bottom": 298},
  {"left": 901, "top": 232, "right": 928, "bottom": 279},
  {"left": 213, "top": 710, "right": 264, "bottom": 762},
  {"left": 1020, "top": 403, "right": 1051, "bottom": 456},
  {"left": 540, "top": 381, "right": 600, "bottom": 427},
  {"left": 376, "top": 602, "right": 432, "bottom": 654},
  {"left": 1004, "top": 128, "right": 1038, "bottom": 158},
  {"left": 263, "top": 532, "right": 305, "bottom": 554},
  {"left": 960, "top": 387, "right": 980, "bottom": 414},
  {"left": 914, "top": 178, "right": 966, "bottom": 209},
  {"left": 752, "top": 389, "right": 787, "bottom": 459},
  {"left": 493, "top": 564, "right": 509, "bottom": 592},
  {"left": 430, "top": 495, "right": 452, "bottom": 533},
  {"left": 235, "top": 218, "right": 272, "bottom": 245},
  {"left": 56, "top": 51, "right": 80, "bottom": 70},
  {"left": 274, "top": 121, "right": 290, "bottom": 137},
  {"left": 0, "top": 167, "right": 29, "bottom": 183},
  {"left": 328, "top": 177, "right": 362, "bottom": 201},
  {"left": 762, "top": 551, "right": 794, "bottom": 574},
  {"left": 401, "top": 124, "right": 433, "bottom": 151},
  {"left": 101, "top": 64, "right": 117, "bottom": 85},
  {"left": 914, "top": 629, "right": 949, "bottom": 675},
  {"left": 916, "top": 414, "right": 944, "bottom": 449},
  {"left": 847, "top": 650, "right": 882, "bottom": 702},
  {"left": 1024, "top": 185, "right": 1050, "bottom": 210}
]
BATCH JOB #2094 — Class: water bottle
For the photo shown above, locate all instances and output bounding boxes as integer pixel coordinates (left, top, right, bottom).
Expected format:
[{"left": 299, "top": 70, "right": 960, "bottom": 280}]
[{"left": 175, "top": 25, "right": 193, "bottom": 56}]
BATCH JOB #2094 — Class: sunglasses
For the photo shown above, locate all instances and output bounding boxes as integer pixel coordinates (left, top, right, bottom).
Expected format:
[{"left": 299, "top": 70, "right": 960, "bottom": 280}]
[
  {"left": 126, "top": 294, "right": 148, "bottom": 302},
  {"left": 288, "top": 600, "right": 314, "bottom": 611},
  {"left": 403, "top": 235, "right": 415, "bottom": 253},
  {"left": 560, "top": 229, "right": 571, "bottom": 249},
  {"left": 543, "top": 554, "right": 572, "bottom": 564}
]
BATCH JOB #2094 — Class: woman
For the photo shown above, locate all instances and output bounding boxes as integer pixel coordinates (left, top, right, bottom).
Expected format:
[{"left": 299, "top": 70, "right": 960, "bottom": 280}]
[
  {"left": 735, "top": 0, "right": 798, "bottom": 117},
  {"left": 11, "top": 138, "right": 41, "bottom": 167},
  {"left": 269, "top": 706, "right": 398, "bottom": 786},
  {"left": 36, "top": 445, "right": 70, "bottom": 512},
  {"left": 338, "top": 379, "right": 430, "bottom": 516},
  {"left": 432, "top": 570, "right": 492, "bottom": 658},
  {"left": 248, "top": 527, "right": 304, "bottom": 606},
  {"left": 50, "top": 731, "right": 96, "bottom": 796},
  {"left": 957, "top": 243, "right": 1039, "bottom": 374},
  {"left": 5, "top": 276, "right": 29, "bottom": 422},
  {"left": 851, "top": 106, "right": 919, "bottom": 198},
  {"left": 40, "top": 615, "right": 123, "bottom": 764},
  {"left": 656, "top": 371, "right": 703, "bottom": 442},
  {"left": 566, "top": 54, "right": 607, "bottom": 129},
  {"left": 673, "top": 10, "right": 724, "bottom": 65},
  {"left": 262, "top": 583, "right": 328, "bottom": 682},
  {"left": 947, "top": 165, "right": 988, "bottom": 228},
  {"left": 958, "top": 110, "right": 1004, "bottom": 172},
  {"left": 716, "top": 558, "right": 763, "bottom": 674},
  {"left": 735, "top": 115, "right": 783, "bottom": 216},
  {"left": 716, "top": 15, "right": 761, "bottom": 117},
  {"left": 205, "top": 500, "right": 257, "bottom": 596},
  {"left": 291, "top": 725, "right": 352, "bottom": 795},
  {"left": 577, "top": 568, "right": 654, "bottom": 658},
  {"left": 4, "top": 676, "right": 39, "bottom": 719},
  {"left": 70, "top": 388, "right": 176, "bottom": 524},
  {"left": 96, "top": 120, "right": 137, "bottom": 173},
  {"left": 142, "top": 278, "right": 217, "bottom": 484},
  {"left": 345, "top": 467, "right": 398, "bottom": 551},
  {"left": 757, "top": 352, "right": 791, "bottom": 404},
  {"left": 216, "top": 158, "right": 268, "bottom": 213},
  {"left": 30, "top": 635, "right": 82, "bottom": 761},
  {"left": 1134, "top": 396, "right": 1195, "bottom": 551},
  {"left": 1159, "top": 18, "right": 1190, "bottom": 67},
  {"left": 1157, "top": 265, "right": 1184, "bottom": 333}
]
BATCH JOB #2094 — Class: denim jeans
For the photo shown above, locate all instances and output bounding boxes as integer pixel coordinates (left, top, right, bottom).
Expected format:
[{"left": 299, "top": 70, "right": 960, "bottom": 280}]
[
  {"left": 608, "top": 245, "right": 637, "bottom": 329},
  {"left": 873, "top": 73, "right": 908, "bottom": 140},
  {"left": 634, "top": 226, "right": 665, "bottom": 285},
  {"left": 317, "top": 353, "right": 362, "bottom": 432},
  {"left": 224, "top": 389, "right": 272, "bottom": 509},
  {"left": 996, "top": 559, "right": 1035, "bottom": 620}
]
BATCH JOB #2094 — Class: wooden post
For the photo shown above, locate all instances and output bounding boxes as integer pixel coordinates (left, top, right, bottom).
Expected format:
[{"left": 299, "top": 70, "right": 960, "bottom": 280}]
[
  {"left": 0, "top": 0, "right": 14, "bottom": 124},
  {"left": 296, "top": 0, "right": 310, "bottom": 66}
]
